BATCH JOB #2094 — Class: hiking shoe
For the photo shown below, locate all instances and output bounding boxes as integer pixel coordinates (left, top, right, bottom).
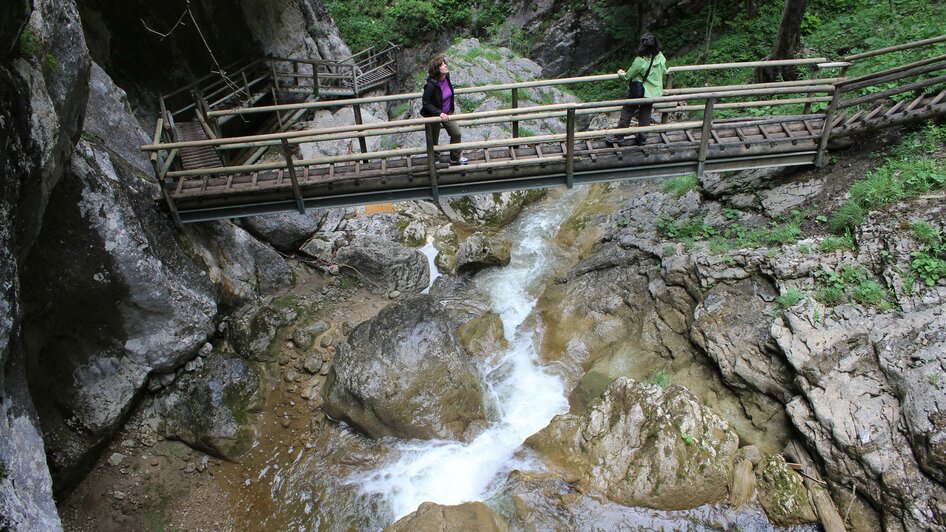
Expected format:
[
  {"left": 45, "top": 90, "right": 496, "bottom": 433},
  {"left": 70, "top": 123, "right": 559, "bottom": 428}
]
[
  {"left": 451, "top": 156, "right": 469, "bottom": 165},
  {"left": 605, "top": 136, "right": 625, "bottom": 144}
]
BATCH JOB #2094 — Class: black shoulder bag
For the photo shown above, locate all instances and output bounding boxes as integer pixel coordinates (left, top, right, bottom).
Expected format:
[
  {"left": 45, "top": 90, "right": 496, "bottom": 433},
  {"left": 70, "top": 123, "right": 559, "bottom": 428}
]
[{"left": 627, "top": 55, "right": 656, "bottom": 99}]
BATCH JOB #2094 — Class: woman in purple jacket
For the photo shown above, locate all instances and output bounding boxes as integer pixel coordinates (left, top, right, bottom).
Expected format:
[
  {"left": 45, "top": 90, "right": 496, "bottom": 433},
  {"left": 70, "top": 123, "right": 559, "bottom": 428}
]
[{"left": 420, "top": 56, "right": 468, "bottom": 164}]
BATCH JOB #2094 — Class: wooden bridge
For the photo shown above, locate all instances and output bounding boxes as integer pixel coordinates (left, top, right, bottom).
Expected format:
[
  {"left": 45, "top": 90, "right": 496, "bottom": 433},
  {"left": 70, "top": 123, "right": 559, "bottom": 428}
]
[{"left": 142, "top": 36, "right": 946, "bottom": 225}]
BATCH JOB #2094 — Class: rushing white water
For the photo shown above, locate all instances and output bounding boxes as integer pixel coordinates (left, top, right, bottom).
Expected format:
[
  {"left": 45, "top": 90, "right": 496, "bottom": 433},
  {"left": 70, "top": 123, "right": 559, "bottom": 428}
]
[
  {"left": 418, "top": 240, "right": 441, "bottom": 294},
  {"left": 357, "top": 194, "right": 578, "bottom": 523}
]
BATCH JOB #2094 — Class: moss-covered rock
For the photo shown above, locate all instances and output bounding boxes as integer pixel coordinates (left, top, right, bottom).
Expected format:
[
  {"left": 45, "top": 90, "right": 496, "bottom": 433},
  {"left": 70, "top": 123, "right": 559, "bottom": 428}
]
[
  {"left": 757, "top": 454, "right": 817, "bottom": 526},
  {"left": 525, "top": 377, "right": 738, "bottom": 510},
  {"left": 154, "top": 353, "right": 263, "bottom": 460}
]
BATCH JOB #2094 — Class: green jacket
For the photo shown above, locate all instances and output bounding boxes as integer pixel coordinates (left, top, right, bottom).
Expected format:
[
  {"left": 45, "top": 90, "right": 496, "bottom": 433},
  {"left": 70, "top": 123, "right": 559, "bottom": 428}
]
[{"left": 619, "top": 52, "right": 667, "bottom": 98}]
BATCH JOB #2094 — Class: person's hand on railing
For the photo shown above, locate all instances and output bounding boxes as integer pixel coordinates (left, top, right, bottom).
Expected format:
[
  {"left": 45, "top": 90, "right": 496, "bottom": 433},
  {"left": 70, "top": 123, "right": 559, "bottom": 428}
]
[
  {"left": 617, "top": 69, "right": 626, "bottom": 76},
  {"left": 440, "top": 112, "right": 450, "bottom": 122}
]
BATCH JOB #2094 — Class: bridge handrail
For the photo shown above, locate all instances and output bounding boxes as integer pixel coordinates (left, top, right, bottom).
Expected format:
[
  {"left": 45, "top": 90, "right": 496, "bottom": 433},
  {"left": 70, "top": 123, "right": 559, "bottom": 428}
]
[
  {"left": 844, "top": 34, "right": 946, "bottom": 62},
  {"left": 209, "top": 57, "right": 840, "bottom": 117},
  {"left": 143, "top": 84, "right": 835, "bottom": 152}
]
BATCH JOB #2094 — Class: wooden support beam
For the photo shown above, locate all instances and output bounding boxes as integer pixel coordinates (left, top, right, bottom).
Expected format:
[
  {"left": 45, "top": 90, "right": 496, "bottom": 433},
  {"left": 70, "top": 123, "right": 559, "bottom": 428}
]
[
  {"left": 697, "top": 98, "right": 715, "bottom": 177},
  {"left": 566, "top": 107, "right": 575, "bottom": 188},
  {"left": 280, "top": 138, "right": 305, "bottom": 213},
  {"left": 352, "top": 103, "right": 368, "bottom": 159},
  {"left": 425, "top": 123, "right": 439, "bottom": 202},
  {"left": 817, "top": 89, "right": 842, "bottom": 167},
  {"left": 511, "top": 88, "right": 520, "bottom": 140}
]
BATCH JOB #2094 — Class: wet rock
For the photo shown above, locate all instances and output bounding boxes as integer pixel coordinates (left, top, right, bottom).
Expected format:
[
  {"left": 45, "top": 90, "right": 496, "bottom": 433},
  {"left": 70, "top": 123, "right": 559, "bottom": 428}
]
[
  {"left": 335, "top": 236, "right": 429, "bottom": 294},
  {"left": 526, "top": 377, "right": 738, "bottom": 510},
  {"left": 455, "top": 234, "right": 512, "bottom": 274},
  {"left": 153, "top": 354, "right": 263, "bottom": 460},
  {"left": 756, "top": 455, "right": 817, "bottom": 526},
  {"left": 322, "top": 295, "right": 486, "bottom": 441},
  {"left": 228, "top": 306, "right": 286, "bottom": 362},
  {"left": 292, "top": 319, "right": 329, "bottom": 350},
  {"left": 385, "top": 501, "right": 506, "bottom": 532},
  {"left": 440, "top": 191, "right": 545, "bottom": 230},
  {"left": 456, "top": 312, "right": 508, "bottom": 358},
  {"left": 401, "top": 219, "right": 427, "bottom": 247}
]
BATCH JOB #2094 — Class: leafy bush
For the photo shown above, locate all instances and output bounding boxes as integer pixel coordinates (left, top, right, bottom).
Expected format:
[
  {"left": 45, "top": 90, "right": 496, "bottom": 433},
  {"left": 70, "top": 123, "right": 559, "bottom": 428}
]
[
  {"left": 815, "top": 286, "right": 845, "bottom": 306},
  {"left": 818, "top": 233, "right": 856, "bottom": 252},
  {"left": 910, "top": 222, "right": 946, "bottom": 287},
  {"left": 648, "top": 370, "right": 671, "bottom": 389}
]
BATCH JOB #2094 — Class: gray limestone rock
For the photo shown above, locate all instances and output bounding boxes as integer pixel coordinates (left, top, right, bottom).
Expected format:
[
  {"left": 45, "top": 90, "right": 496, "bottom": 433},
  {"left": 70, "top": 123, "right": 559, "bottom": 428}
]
[
  {"left": 154, "top": 353, "right": 263, "bottom": 460},
  {"left": 186, "top": 221, "right": 294, "bottom": 309},
  {"left": 455, "top": 233, "right": 512, "bottom": 274},
  {"left": 385, "top": 501, "right": 506, "bottom": 532},
  {"left": 321, "top": 295, "right": 486, "bottom": 441},
  {"left": 240, "top": 211, "right": 333, "bottom": 253},
  {"left": 335, "top": 236, "right": 429, "bottom": 294},
  {"left": 526, "top": 377, "right": 739, "bottom": 510}
]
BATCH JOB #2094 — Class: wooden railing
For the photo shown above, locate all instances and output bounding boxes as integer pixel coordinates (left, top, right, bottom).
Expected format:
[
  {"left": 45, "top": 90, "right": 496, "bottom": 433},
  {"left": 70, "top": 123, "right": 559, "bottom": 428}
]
[{"left": 143, "top": 35, "right": 946, "bottom": 225}]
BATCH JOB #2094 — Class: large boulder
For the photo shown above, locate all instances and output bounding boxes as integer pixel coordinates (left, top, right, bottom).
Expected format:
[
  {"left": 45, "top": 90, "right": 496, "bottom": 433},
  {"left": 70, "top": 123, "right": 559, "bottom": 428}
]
[
  {"left": 526, "top": 377, "right": 739, "bottom": 510},
  {"left": 153, "top": 353, "right": 263, "bottom": 460},
  {"left": 455, "top": 233, "right": 511, "bottom": 274},
  {"left": 19, "top": 64, "right": 216, "bottom": 490},
  {"left": 185, "top": 221, "right": 294, "bottom": 309},
  {"left": 241, "top": 210, "right": 334, "bottom": 253},
  {"left": 321, "top": 295, "right": 486, "bottom": 441},
  {"left": 335, "top": 236, "right": 429, "bottom": 294},
  {"left": 385, "top": 501, "right": 506, "bottom": 532}
]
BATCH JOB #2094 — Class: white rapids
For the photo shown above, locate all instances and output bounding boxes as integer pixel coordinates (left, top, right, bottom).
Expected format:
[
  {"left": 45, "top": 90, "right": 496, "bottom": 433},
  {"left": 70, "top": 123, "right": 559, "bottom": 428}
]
[{"left": 356, "top": 193, "right": 580, "bottom": 523}]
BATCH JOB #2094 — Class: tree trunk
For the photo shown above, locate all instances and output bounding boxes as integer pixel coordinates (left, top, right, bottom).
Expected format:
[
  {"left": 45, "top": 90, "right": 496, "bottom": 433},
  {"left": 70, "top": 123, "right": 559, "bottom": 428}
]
[
  {"left": 755, "top": 0, "right": 807, "bottom": 82},
  {"left": 745, "top": 0, "right": 762, "bottom": 18}
]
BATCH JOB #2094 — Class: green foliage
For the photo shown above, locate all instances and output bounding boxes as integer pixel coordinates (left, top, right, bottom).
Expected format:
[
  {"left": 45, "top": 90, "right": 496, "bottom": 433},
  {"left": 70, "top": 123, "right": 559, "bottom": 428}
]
[
  {"left": 662, "top": 244, "right": 677, "bottom": 257},
  {"left": 19, "top": 29, "right": 39, "bottom": 57},
  {"left": 681, "top": 432, "right": 694, "bottom": 446},
  {"left": 909, "top": 222, "right": 946, "bottom": 287},
  {"left": 818, "top": 233, "right": 856, "bottom": 252},
  {"left": 930, "top": 373, "right": 941, "bottom": 386},
  {"left": 814, "top": 263, "right": 894, "bottom": 310},
  {"left": 776, "top": 288, "right": 805, "bottom": 309},
  {"left": 656, "top": 215, "right": 717, "bottom": 241},
  {"left": 648, "top": 370, "right": 671, "bottom": 389},
  {"left": 326, "top": 0, "right": 474, "bottom": 49},
  {"left": 389, "top": 101, "right": 410, "bottom": 119},
  {"left": 661, "top": 175, "right": 701, "bottom": 198},
  {"left": 43, "top": 53, "right": 60, "bottom": 74},
  {"left": 339, "top": 275, "right": 361, "bottom": 290},
  {"left": 830, "top": 124, "right": 946, "bottom": 234}
]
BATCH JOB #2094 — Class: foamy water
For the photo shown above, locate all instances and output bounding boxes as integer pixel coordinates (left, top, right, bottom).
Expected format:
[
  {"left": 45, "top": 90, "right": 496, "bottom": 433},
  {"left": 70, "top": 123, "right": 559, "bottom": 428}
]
[{"left": 357, "top": 194, "right": 579, "bottom": 523}]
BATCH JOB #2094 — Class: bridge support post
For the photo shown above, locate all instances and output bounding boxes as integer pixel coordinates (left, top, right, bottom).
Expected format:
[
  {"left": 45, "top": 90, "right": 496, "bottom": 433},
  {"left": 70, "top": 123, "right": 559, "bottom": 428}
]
[
  {"left": 511, "top": 88, "right": 519, "bottom": 140},
  {"left": 281, "top": 139, "right": 306, "bottom": 214},
  {"left": 151, "top": 156, "right": 182, "bottom": 228},
  {"left": 697, "top": 98, "right": 715, "bottom": 178},
  {"left": 352, "top": 103, "right": 369, "bottom": 159},
  {"left": 661, "top": 72, "right": 673, "bottom": 124},
  {"left": 312, "top": 65, "right": 320, "bottom": 97},
  {"left": 566, "top": 107, "right": 575, "bottom": 189},
  {"left": 425, "top": 123, "right": 440, "bottom": 202},
  {"left": 816, "top": 87, "right": 843, "bottom": 167}
]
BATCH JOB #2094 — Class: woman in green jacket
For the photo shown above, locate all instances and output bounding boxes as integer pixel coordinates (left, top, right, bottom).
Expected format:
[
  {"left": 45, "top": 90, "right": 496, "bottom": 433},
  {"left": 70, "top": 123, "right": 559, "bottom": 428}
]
[{"left": 606, "top": 33, "right": 667, "bottom": 145}]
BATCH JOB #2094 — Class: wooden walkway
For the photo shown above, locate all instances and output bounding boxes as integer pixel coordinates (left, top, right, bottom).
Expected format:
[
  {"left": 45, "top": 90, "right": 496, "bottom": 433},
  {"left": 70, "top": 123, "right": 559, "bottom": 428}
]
[{"left": 143, "top": 35, "right": 946, "bottom": 225}]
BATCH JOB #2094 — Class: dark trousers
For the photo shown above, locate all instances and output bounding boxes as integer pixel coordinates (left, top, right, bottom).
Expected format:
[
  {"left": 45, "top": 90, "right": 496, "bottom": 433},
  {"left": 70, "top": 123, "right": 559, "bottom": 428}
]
[
  {"left": 430, "top": 119, "right": 462, "bottom": 161},
  {"left": 617, "top": 103, "right": 653, "bottom": 141}
]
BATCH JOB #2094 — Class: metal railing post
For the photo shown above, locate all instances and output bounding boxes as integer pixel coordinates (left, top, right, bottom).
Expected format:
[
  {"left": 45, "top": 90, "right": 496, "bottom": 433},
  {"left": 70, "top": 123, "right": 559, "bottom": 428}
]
[
  {"left": 816, "top": 87, "right": 843, "bottom": 167},
  {"left": 697, "top": 97, "right": 715, "bottom": 178},
  {"left": 566, "top": 107, "right": 575, "bottom": 189},
  {"left": 352, "top": 103, "right": 368, "bottom": 158},
  {"left": 425, "top": 123, "right": 439, "bottom": 202},
  {"left": 511, "top": 88, "right": 520, "bottom": 138},
  {"left": 281, "top": 139, "right": 306, "bottom": 213}
]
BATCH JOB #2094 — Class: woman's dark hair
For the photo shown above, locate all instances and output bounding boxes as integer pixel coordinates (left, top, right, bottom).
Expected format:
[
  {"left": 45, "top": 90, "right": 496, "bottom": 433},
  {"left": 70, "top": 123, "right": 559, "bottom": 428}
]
[
  {"left": 427, "top": 56, "right": 446, "bottom": 79},
  {"left": 637, "top": 33, "right": 661, "bottom": 57}
]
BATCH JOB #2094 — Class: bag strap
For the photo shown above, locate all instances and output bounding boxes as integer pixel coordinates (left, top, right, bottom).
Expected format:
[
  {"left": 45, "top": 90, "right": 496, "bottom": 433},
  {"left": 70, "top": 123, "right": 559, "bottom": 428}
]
[{"left": 639, "top": 54, "right": 656, "bottom": 84}]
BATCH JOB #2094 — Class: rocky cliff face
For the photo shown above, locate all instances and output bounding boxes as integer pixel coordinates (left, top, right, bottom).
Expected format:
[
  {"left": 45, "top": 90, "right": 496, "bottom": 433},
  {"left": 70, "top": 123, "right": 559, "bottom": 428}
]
[
  {"left": 505, "top": 0, "right": 702, "bottom": 77},
  {"left": 0, "top": 0, "right": 350, "bottom": 527}
]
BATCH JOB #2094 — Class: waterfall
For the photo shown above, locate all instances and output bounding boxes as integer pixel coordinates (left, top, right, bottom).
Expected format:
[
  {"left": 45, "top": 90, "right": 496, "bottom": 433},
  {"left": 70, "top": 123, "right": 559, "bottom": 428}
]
[{"left": 356, "top": 193, "right": 579, "bottom": 523}]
